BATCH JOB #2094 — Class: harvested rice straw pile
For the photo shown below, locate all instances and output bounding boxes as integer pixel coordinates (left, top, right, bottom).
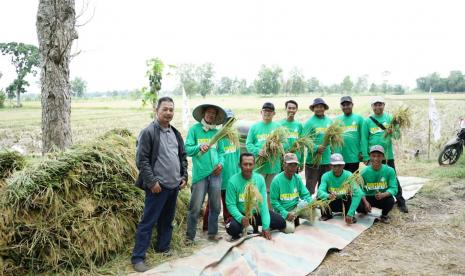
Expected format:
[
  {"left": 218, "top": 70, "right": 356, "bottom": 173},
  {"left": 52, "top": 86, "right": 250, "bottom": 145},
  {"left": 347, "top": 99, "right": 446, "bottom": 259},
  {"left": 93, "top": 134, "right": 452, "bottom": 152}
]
[
  {"left": 0, "top": 129, "right": 190, "bottom": 274},
  {"left": 314, "top": 121, "right": 344, "bottom": 166},
  {"left": 243, "top": 182, "right": 263, "bottom": 232},
  {"left": 255, "top": 127, "right": 289, "bottom": 170},
  {"left": 0, "top": 150, "right": 26, "bottom": 181},
  {"left": 384, "top": 106, "right": 412, "bottom": 138},
  {"left": 295, "top": 199, "right": 332, "bottom": 223}
]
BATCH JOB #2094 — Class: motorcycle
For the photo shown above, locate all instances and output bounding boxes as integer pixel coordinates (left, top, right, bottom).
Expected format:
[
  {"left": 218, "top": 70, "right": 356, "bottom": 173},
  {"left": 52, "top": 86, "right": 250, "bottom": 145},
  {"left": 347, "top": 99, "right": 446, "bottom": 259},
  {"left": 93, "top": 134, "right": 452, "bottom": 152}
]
[{"left": 438, "top": 119, "right": 465, "bottom": 165}]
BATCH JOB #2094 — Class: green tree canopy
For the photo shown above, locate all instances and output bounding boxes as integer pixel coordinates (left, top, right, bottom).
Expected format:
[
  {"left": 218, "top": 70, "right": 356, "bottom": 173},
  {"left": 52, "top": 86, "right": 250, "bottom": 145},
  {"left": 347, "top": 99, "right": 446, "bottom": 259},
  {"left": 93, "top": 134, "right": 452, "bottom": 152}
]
[
  {"left": 0, "top": 42, "right": 40, "bottom": 107},
  {"left": 70, "top": 77, "right": 87, "bottom": 98},
  {"left": 254, "top": 65, "right": 283, "bottom": 95}
]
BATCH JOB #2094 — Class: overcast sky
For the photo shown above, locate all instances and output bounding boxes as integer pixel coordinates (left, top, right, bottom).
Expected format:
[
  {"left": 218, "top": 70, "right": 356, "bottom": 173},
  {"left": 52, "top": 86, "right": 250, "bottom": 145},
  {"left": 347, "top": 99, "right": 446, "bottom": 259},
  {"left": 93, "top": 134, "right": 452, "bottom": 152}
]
[{"left": 1, "top": 0, "right": 465, "bottom": 93}]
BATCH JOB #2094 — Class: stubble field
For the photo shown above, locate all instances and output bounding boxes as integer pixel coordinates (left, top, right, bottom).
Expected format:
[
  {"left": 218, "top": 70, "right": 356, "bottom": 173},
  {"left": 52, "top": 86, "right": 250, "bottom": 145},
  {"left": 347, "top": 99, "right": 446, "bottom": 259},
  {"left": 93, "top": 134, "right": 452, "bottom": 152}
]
[{"left": 1, "top": 93, "right": 465, "bottom": 274}]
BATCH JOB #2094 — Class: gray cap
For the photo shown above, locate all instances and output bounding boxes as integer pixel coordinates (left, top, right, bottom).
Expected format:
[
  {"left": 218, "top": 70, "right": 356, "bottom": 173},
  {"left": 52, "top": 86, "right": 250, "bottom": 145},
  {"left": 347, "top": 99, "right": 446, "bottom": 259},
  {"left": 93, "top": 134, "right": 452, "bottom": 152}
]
[
  {"left": 369, "top": 145, "right": 385, "bottom": 155},
  {"left": 371, "top": 96, "right": 385, "bottom": 105},
  {"left": 330, "top": 153, "right": 345, "bottom": 165},
  {"left": 284, "top": 152, "right": 299, "bottom": 164},
  {"left": 340, "top": 96, "right": 353, "bottom": 104}
]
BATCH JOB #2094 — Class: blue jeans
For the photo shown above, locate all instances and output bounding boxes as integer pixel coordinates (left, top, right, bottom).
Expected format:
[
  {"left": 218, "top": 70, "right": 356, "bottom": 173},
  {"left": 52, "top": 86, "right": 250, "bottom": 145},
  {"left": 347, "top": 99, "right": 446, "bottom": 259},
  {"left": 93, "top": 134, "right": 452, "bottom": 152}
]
[
  {"left": 131, "top": 187, "right": 179, "bottom": 264},
  {"left": 186, "top": 174, "right": 221, "bottom": 240}
]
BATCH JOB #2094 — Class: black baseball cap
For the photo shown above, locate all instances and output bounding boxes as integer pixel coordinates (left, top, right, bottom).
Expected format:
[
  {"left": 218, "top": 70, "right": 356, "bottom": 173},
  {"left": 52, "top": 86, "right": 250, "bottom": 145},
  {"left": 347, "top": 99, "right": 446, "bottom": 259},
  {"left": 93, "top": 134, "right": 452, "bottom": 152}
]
[
  {"left": 340, "top": 96, "right": 353, "bottom": 104},
  {"left": 262, "top": 102, "right": 275, "bottom": 111}
]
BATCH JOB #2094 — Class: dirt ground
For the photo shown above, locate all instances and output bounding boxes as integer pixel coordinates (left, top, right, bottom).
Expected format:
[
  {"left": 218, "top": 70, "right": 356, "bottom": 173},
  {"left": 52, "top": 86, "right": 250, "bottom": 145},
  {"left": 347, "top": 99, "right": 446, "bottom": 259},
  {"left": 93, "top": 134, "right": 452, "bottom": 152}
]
[{"left": 312, "top": 178, "right": 465, "bottom": 275}]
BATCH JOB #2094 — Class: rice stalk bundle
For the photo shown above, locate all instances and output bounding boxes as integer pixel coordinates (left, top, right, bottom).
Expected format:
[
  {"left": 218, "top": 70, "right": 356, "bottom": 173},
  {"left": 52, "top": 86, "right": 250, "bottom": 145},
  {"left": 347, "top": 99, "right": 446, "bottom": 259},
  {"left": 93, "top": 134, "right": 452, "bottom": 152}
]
[
  {"left": 0, "top": 150, "right": 26, "bottom": 180},
  {"left": 243, "top": 182, "right": 263, "bottom": 232},
  {"left": 295, "top": 199, "right": 332, "bottom": 223},
  {"left": 340, "top": 168, "right": 365, "bottom": 198},
  {"left": 313, "top": 121, "right": 344, "bottom": 166},
  {"left": 199, "top": 117, "right": 239, "bottom": 155},
  {"left": 255, "top": 127, "right": 289, "bottom": 170},
  {"left": 339, "top": 169, "right": 364, "bottom": 220},
  {"left": 0, "top": 129, "right": 190, "bottom": 274},
  {"left": 384, "top": 106, "right": 412, "bottom": 138},
  {"left": 289, "top": 133, "right": 315, "bottom": 160}
]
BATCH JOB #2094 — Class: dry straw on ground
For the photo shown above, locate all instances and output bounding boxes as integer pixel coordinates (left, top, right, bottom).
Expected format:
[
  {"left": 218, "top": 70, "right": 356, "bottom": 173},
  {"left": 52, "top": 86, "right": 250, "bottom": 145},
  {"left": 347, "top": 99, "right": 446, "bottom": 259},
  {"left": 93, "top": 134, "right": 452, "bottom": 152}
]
[{"left": 0, "top": 129, "right": 190, "bottom": 274}]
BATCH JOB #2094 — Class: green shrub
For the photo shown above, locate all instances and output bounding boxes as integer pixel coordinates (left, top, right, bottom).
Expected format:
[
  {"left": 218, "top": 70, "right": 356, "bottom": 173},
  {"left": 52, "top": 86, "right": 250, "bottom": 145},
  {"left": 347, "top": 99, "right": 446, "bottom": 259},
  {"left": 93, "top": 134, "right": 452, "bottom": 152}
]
[{"left": 0, "top": 89, "right": 6, "bottom": 108}]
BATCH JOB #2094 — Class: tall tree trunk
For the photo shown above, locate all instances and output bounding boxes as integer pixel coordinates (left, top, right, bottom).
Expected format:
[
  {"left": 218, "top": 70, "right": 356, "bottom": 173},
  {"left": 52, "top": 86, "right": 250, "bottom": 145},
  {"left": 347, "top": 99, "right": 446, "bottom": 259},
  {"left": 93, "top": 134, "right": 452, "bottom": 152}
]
[
  {"left": 36, "top": 0, "right": 77, "bottom": 154},
  {"left": 16, "top": 88, "right": 20, "bottom": 107}
]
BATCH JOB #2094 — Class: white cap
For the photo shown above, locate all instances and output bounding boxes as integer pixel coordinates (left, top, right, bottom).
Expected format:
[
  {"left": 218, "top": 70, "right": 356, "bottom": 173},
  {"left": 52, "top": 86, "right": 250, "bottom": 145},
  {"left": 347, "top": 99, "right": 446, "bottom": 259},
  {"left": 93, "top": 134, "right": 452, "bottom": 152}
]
[
  {"left": 330, "top": 153, "right": 345, "bottom": 165},
  {"left": 371, "top": 96, "right": 385, "bottom": 105}
]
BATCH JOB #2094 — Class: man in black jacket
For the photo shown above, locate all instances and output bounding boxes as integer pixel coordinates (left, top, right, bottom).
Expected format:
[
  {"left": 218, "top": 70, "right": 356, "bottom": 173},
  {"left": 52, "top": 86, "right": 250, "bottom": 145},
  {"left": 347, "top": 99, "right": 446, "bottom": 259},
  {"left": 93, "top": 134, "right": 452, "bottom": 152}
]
[{"left": 131, "top": 97, "right": 188, "bottom": 272}]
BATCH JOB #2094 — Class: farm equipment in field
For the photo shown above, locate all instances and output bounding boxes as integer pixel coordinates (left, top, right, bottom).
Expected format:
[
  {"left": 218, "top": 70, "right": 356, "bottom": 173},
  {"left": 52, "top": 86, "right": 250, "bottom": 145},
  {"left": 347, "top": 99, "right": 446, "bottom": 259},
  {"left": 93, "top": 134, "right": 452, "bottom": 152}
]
[{"left": 438, "top": 119, "right": 465, "bottom": 165}]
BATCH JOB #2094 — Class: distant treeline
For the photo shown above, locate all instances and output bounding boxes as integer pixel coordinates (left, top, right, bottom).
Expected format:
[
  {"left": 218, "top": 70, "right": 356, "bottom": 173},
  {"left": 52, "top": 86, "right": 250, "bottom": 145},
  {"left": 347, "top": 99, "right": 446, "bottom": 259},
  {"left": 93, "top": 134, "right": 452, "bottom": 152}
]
[{"left": 416, "top": 70, "right": 465, "bottom": 93}]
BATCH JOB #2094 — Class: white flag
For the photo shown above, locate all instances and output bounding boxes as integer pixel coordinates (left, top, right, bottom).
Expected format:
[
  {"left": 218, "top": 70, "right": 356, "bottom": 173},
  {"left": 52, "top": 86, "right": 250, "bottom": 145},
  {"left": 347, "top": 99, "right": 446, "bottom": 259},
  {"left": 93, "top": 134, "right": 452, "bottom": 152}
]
[
  {"left": 428, "top": 89, "right": 441, "bottom": 142},
  {"left": 182, "top": 86, "right": 190, "bottom": 131}
]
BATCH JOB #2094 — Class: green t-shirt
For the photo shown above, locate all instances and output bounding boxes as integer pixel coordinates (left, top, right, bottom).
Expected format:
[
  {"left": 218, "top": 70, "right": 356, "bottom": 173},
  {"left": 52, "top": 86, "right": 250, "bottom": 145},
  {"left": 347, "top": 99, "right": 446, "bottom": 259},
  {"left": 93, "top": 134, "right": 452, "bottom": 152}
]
[
  {"left": 270, "top": 172, "right": 312, "bottom": 219},
  {"left": 246, "top": 121, "right": 282, "bottom": 174},
  {"left": 317, "top": 170, "right": 363, "bottom": 217},
  {"left": 360, "top": 164, "right": 398, "bottom": 197},
  {"left": 226, "top": 172, "right": 270, "bottom": 230},
  {"left": 279, "top": 119, "right": 304, "bottom": 164},
  {"left": 303, "top": 115, "right": 333, "bottom": 165},
  {"left": 184, "top": 123, "right": 225, "bottom": 184},
  {"left": 219, "top": 137, "right": 240, "bottom": 190},
  {"left": 335, "top": 113, "right": 364, "bottom": 163},
  {"left": 361, "top": 113, "right": 399, "bottom": 161}
]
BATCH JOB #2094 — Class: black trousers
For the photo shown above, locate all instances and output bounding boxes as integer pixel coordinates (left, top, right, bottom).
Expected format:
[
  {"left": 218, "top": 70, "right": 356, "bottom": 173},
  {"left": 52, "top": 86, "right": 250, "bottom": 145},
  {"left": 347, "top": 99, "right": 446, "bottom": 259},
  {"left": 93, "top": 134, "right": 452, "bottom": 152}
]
[
  {"left": 344, "top": 162, "right": 360, "bottom": 173},
  {"left": 225, "top": 211, "right": 286, "bottom": 239},
  {"left": 305, "top": 164, "right": 331, "bottom": 195},
  {"left": 319, "top": 197, "right": 353, "bottom": 217},
  {"left": 383, "top": 159, "right": 405, "bottom": 206},
  {"left": 357, "top": 195, "right": 395, "bottom": 216}
]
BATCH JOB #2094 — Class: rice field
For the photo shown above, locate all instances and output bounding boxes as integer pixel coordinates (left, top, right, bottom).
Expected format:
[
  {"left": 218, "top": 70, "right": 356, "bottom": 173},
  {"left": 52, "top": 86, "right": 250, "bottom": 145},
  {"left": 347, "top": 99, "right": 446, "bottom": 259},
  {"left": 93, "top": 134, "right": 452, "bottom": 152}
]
[
  {"left": 1, "top": 93, "right": 464, "bottom": 160},
  {"left": 1, "top": 93, "right": 465, "bottom": 274}
]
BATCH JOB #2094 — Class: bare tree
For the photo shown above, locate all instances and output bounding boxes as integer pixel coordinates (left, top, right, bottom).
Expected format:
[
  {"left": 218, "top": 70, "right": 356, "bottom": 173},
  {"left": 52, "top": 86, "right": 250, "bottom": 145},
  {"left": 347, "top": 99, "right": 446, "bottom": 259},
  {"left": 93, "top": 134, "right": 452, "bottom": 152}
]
[{"left": 36, "top": 0, "right": 78, "bottom": 154}]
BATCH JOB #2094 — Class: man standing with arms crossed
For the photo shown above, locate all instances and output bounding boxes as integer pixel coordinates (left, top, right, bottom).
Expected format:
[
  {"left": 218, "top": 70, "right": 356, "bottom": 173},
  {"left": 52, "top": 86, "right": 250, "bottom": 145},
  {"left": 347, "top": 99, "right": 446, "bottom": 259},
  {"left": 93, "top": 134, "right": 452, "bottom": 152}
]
[{"left": 132, "top": 97, "right": 188, "bottom": 272}]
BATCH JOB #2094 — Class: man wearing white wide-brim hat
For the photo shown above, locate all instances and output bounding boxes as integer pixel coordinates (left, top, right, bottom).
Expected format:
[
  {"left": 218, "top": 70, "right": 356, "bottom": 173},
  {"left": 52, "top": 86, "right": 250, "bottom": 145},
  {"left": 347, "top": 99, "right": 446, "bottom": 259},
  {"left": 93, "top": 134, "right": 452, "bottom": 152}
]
[{"left": 185, "top": 104, "right": 226, "bottom": 243}]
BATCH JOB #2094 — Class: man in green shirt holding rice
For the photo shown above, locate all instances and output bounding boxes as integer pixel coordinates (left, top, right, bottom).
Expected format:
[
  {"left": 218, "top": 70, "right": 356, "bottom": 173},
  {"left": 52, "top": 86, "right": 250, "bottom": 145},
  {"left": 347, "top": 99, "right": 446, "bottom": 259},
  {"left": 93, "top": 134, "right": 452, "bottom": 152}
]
[
  {"left": 317, "top": 153, "right": 363, "bottom": 224},
  {"left": 226, "top": 153, "right": 286, "bottom": 241},
  {"left": 360, "top": 96, "right": 407, "bottom": 213},
  {"left": 279, "top": 100, "right": 304, "bottom": 171},
  {"left": 336, "top": 96, "right": 364, "bottom": 173},
  {"left": 303, "top": 98, "right": 332, "bottom": 194},
  {"left": 202, "top": 109, "right": 239, "bottom": 230},
  {"left": 358, "top": 145, "right": 398, "bottom": 223},
  {"left": 246, "top": 102, "right": 282, "bottom": 205},
  {"left": 270, "top": 153, "right": 312, "bottom": 231},
  {"left": 185, "top": 104, "right": 226, "bottom": 243}
]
